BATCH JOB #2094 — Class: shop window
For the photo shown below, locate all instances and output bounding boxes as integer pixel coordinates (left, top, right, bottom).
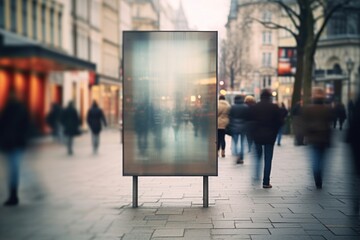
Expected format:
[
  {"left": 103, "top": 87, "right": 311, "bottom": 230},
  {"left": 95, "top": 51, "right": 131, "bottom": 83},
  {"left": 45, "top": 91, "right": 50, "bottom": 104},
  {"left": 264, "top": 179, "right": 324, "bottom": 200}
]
[{"left": 22, "top": 0, "right": 28, "bottom": 36}]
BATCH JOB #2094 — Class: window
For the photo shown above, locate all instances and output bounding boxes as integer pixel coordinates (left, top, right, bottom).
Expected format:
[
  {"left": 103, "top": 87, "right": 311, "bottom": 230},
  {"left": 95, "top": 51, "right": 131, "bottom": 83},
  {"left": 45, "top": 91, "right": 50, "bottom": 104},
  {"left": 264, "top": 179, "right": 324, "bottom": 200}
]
[
  {"left": 262, "top": 76, "right": 271, "bottom": 88},
  {"left": 32, "top": 0, "right": 37, "bottom": 40},
  {"left": 22, "top": 0, "right": 28, "bottom": 35},
  {"left": 262, "top": 31, "right": 272, "bottom": 44},
  {"left": 58, "top": 12, "right": 62, "bottom": 47},
  {"left": 0, "top": 0, "right": 5, "bottom": 28},
  {"left": 262, "top": 52, "right": 272, "bottom": 67},
  {"left": 11, "top": 0, "right": 17, "bottom": 32},
  {"left": 90, "top": 0, "right": 100, "bottom": 28},
  {"left": 77, "top": 32, "right": 89, "bottom": 60},
  {"left": 50, "top": 8, "right": 54, "bottom": 45},
  {"left": 41, "top": 4, "right": 46, "bottom": 42},
  {"left": 262, "top": 10, "right": 272, "bottom": 22}
]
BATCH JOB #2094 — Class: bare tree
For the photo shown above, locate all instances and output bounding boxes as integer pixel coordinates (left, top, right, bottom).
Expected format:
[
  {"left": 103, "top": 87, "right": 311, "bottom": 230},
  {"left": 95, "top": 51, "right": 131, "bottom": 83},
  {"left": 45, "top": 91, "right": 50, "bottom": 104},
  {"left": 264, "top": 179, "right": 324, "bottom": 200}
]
[
  {"left": 225, "top": 9, "right": 254, "bottom": 92},
  {"left": 254, "top": 0, "right": 352, "bottom": 107}
]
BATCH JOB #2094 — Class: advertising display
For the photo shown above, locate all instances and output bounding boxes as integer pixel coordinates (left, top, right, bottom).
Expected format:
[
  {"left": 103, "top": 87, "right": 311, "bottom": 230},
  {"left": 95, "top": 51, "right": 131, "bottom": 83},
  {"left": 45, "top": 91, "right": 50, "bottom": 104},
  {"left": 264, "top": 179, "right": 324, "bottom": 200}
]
[
  {"left": 123, "top": 31, "right": 218, "bottom": 176},
  {"left": 278, "top": 47, "right": 297, "bottom": 76}
]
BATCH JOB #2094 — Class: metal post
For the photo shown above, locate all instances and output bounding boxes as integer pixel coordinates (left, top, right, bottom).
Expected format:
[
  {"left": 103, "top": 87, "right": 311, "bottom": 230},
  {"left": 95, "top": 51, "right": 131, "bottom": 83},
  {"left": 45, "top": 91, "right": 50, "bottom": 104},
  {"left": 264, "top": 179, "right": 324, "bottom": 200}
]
[
  {"left": 133, "top": 176, "right": 138, "bottom": 208},
  {"left": 203, "top": 176, "right": 209, "bottom": 208}
]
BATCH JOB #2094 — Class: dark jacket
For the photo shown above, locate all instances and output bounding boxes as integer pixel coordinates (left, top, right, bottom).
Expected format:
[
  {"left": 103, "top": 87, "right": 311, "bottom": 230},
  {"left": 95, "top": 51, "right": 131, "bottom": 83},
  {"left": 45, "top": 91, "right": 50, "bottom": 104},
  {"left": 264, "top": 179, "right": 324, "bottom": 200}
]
[
  {"left": 333, "top": 102, "right": 347, "bottom": 121},
  {"left": 87, "top": 106, "right": 107, "bottom": 134},
  {"left": 0, "top": 98, "right": 31, "bottom": 152},
  {"left": 228, "top": 99, "right": 249, "bottom": 135},
  {"left": 46, "top": 104, "right": 62, "bottom": 129},
  {"left": 279, "top": 106, "right": 288, "bottom": 126},
  {"left": 302, "top": 100, "right": 333, "bottom": 147},
  {"left": 249, "top": 99, "right": 282, "bottom": 144},
  {"left": 346, "top": 97, "right": 360, "bottom": 175},
  {"left": 61, "top": 105, "right": 81, "bottom": 136}
]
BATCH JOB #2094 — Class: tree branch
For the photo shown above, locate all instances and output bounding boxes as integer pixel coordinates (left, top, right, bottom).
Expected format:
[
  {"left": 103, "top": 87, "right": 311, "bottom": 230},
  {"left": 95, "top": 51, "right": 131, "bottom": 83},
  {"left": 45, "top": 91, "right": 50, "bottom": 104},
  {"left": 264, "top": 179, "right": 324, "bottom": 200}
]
[
  {"left": 271, "top": 0, "right": 300, "bottom": 29},
  {"left": 252, "top": 18, "right": 298, "bottom": 40}
]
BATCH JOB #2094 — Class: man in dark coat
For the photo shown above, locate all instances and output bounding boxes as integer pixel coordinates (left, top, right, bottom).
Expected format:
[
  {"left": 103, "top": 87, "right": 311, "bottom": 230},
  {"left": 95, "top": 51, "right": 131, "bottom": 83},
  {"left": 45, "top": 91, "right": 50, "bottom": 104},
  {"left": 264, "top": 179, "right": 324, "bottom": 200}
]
[
  {"left": 61, "top": 101, "right": 81, "bottom": 155},
  {"left": 87, "top": 101, "right": 107, "bottom": 154},
  {"left": 302, "top": 88, "right": 333, "bottom": 189},
  {"left": 332, "top": 100, "right": 347, "bottom": 130},
  {"left": 249, "top": 89, "right": 282, "bottom": 188},
  {"left": 0, "top": 89, "right": 31, "bottom": 206},
  {"left": 46, "top": 102, "right": 63, "bottom": 141},
  {"left": 346, "top": 95, "right": 360, "bottom": 215},
  {"left": 229, "top": 95, "right": 249, "bottom": 164}
]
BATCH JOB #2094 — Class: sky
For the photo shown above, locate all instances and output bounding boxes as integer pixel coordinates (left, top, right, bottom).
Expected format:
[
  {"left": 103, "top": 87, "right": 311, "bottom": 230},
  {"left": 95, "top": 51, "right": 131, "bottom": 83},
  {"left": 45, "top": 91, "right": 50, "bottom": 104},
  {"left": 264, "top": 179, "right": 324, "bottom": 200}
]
[{"left": 167, "top": 0, "right": 231, "bottom": 40}]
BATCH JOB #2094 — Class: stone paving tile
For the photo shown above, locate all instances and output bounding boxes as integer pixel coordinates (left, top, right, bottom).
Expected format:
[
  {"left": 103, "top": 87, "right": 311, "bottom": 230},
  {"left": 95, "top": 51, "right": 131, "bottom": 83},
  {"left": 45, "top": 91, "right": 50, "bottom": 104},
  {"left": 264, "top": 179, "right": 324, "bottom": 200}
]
[
  {"left": 211, "top": 228, "right": 270, "bottom": 235},
  {"left": 251, "top": 236, "right": 313, "bottom": 240},
  {"left": 212, "top": 220, "right": 236, "bottom": 229},
  {"left": 152, "top": 228, "right": 185, "bottom": 238}
]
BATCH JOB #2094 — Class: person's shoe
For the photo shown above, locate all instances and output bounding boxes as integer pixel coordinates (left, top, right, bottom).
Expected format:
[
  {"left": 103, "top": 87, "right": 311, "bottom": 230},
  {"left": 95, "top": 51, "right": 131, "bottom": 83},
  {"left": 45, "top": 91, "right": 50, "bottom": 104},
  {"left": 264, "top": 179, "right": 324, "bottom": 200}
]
[
  {"left": 263, "top": 184, "right": 272, "bottom": 189},
  {"left": 3, "top": 197, "right": 19, "bottom": 206},
  {"left": 221, "top": 150, "right": 225, "bottom": 158},
  {"left": 236, "top": 156, "right": 244, "bottom": 164}
]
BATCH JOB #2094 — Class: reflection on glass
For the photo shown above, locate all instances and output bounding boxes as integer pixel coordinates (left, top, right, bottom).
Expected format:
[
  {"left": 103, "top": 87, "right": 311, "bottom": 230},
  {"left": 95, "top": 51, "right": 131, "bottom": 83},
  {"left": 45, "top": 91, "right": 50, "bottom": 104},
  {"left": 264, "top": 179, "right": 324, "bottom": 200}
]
[{"left": 123, "top": 31, "right": 217, "bottom": 176}]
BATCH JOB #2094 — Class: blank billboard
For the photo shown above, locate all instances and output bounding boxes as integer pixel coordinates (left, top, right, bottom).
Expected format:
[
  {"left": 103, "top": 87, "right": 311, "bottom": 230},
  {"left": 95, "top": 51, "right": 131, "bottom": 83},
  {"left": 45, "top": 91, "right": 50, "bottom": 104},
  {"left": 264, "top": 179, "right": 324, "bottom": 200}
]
[{"left": 123, "top": 31, "right": 217, "bottom": 176}]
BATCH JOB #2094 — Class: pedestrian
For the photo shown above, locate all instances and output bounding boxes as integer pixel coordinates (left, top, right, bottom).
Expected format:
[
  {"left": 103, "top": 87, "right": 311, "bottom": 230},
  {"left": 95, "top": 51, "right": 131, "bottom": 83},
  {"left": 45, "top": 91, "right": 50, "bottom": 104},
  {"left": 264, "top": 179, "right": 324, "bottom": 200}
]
[
  {"left": 217, "top": 95, "right": 230, "bottom": 158},
  {"left": 248, "top": 89, "right": 282, "bottom": 188},
  {"left": 276, "top": 102, "right": 289, "bottom": 146},
  {"left": 46, "top": 102, "right": 63, "bottom": 142},
  {"left": 228, "top": 95, "right": 249, "bottom": 164},
  {"left": 0, "top": 88, "right": 32, "bottom": 206},
  {"left": 346, "top": 95, "right": 360, "bottom": 215},
  {"left": 291, "top": 100, "right": 305, "bottom": 145},
  {"left": 87, "top": 101, "right": 107, "bottom": 154},
  {"left": 332, "top": 100, "right": 347, "bottom": 130},
  {"left": 244, "top": 95, "right": 256, "bottom": 153},
  {"left": 61, "top": 101, "right": 81, "bottom": 155},
  {"left": 302, "top": 87, "right": 333, "bottom": 189}
]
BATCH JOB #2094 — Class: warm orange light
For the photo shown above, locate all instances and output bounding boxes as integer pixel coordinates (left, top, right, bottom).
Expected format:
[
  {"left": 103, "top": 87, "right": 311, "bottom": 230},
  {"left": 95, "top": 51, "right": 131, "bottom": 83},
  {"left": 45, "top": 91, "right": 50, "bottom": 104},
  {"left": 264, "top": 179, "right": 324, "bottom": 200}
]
[
  {"left": 14, "top": 72, "right": 26, "bottom": 101},
  {"left": 0, "top": 70, "right": 10, "bottom": 110},
  {"left": 29, "top": 73, "right": 41, "bottom": 113}
]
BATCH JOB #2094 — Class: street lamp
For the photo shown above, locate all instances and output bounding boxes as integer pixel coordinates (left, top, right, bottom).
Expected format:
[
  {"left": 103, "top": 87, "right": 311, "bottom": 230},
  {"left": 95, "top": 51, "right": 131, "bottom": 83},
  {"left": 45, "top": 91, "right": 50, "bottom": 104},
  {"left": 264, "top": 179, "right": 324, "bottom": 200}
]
[{"left": 346, "top": 58, "right": 354, "bottom": 101}]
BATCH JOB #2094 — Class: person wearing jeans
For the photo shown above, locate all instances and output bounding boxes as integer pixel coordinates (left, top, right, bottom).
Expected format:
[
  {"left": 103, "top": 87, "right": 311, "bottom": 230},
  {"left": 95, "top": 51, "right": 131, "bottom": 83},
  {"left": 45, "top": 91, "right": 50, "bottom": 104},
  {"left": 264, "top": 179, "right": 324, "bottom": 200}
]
[
  {"left": 217, "top": 95, "right": 230, "bottom": 157},
  {"left": 303, "top": 87, "right": 333, "bottom": 189},
  {"left": 248, "top": 89, "right": 282, "bottom": 188}
]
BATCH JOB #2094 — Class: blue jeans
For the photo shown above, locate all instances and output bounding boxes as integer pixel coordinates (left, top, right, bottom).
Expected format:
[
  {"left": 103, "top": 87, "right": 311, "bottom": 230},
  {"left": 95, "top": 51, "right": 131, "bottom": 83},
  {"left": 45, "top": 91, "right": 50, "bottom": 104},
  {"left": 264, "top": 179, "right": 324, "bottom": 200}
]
[
  {"left": 6, "top": 150, "right": 23, "bottom": 192},
  {"left": 309, "top": 145, "right": 327, "bottom": 188},
  {"left": 277, "top": 126, "right": 283, "bottom": 145},
  {"left": 254, "top": 144, "right": 274, "bottom": 185},
  {"left": 232, "top": 133, "right": 245, "bottom": 159}
]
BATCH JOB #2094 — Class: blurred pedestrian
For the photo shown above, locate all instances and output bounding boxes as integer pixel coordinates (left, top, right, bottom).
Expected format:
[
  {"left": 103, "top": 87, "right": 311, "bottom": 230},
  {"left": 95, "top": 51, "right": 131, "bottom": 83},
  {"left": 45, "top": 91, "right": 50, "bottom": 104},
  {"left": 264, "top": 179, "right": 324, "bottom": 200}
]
[
  {"left": 276, "top": 102, "right": 289, "bottom": 146},
  {"left": 61, "top": 101, "right": 81, "bottom": 155},
  {"left": 228, "top": 95, "right": 249, "bottom": 164},
  {"left": 0, "top": 89, "right": 31, "bottom": 206},
  {"left": 218, "top": 95, "right": 230, "bottom": 158},
  {"left": 291, "top": 100, "right": 305, "bottom": 146},
  {"left": 332, "top": 100, "right": 347, "bottom": 130},
  {"left": 249, "top": 89, "right": 282, "bottom": 188},
  {"left": 244, "top": 95, "right": 256, "bottom": 152},
  {"left": 346, "top": 95, "right": 360, "bottom": 215},
  {"left": 87, "top": 101, "right": 107, "bottom": 154},
  {"left": 46, "top": 102, "right": 63, "bottom": 142},
  {"left": 303, "top": 88, "right": 333, "bottom": 189}
]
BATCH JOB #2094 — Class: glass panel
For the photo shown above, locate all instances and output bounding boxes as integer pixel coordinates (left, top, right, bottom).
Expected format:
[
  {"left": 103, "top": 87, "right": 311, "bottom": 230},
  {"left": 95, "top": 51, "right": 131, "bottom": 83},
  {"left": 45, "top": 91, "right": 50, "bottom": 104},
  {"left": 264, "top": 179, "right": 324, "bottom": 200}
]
[{"left": 123, "top": 31, "right": 217, "bottom": 176}]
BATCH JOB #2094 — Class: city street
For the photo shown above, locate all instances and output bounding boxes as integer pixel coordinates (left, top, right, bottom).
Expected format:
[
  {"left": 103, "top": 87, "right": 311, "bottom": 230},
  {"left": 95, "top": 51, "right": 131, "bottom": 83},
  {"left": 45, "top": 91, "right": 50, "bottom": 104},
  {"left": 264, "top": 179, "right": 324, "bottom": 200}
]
[{"left": 0, "top": 130, "right": 359, "bottom": 240}]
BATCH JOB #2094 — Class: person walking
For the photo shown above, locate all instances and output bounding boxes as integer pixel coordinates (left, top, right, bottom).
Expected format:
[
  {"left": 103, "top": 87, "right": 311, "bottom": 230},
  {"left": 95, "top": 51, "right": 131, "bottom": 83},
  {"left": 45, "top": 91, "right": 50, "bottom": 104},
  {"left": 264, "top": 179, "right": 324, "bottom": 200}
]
[
  {"left": 303, "top": 88, "right": 333, "bottom": 189},
  {"left": 332, "top": 100, "right": 347, "bottom": 130},
  {"left": 249, "top": 89, "right": 282, "bottom": 188},
  {"left": 0, "top": 89, "right": 31, "bottom": 206},
  {"left": 228, "top": 95, "right": 249, "bottom": 164},
  {"left": 217, "top": 95, "right": 230, "bottom": 158},
  {"left": 346, "top": 95, "right": 360, "bottom": 215},
  {"left": 87, "top": 101, "right": 107, "bottom": 154},
  {"left": 244, "top": 95, "right": 256, "bottom": 153},
  {"left": 61, "top": 101, "right": 81, "bottom": 155},
  {"left": 46, "top": 102, "right": 63, "bottom": 142},
  {"left": 276, "top": 102, "right": 289, "bottom": 146}
]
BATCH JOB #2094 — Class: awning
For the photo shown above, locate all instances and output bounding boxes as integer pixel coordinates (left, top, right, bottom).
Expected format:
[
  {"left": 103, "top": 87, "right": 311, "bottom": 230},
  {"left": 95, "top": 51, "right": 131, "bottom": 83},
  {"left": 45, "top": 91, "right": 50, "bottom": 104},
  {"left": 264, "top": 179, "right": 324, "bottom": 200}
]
[
  {"left": 0, "top": 29, "right": 95, "bottom": 72},
  {"left": 0, "top": 45, "right": 96, "bottom": 72}
]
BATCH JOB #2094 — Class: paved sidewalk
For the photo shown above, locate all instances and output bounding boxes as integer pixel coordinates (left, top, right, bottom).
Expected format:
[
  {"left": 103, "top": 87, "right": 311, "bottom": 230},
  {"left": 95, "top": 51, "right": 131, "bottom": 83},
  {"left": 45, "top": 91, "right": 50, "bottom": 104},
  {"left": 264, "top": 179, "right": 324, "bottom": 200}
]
[{"left": 0, "top": 130, "right": 359, "bottom": 240}]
